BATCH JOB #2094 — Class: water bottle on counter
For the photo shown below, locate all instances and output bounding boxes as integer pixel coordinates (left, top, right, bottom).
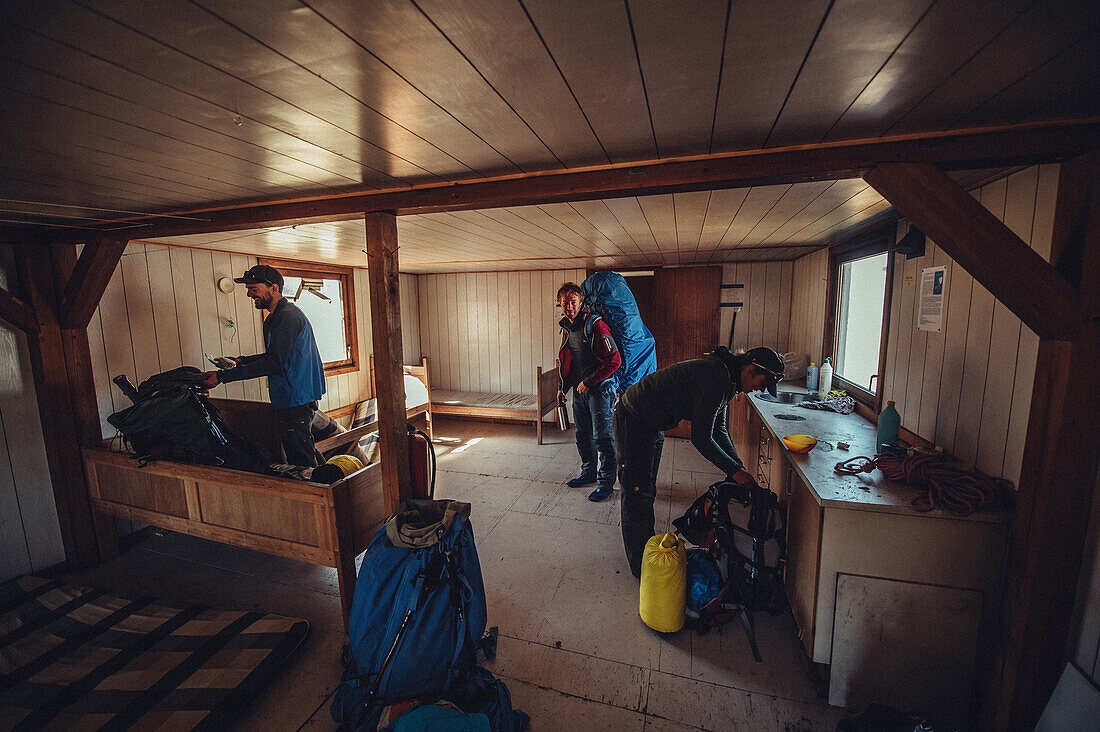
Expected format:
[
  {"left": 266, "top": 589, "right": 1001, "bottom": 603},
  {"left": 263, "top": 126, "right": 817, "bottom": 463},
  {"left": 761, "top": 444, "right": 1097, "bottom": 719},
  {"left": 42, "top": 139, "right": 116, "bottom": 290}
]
[
  {"left": 878, "top": 401, "right": 900, "bottom": 450},
  {"left": 818, "top": 357, "right": 833, "bottom": 397},
  {"left": 806, "top": 362, "right": 819, "bottom": 393}
]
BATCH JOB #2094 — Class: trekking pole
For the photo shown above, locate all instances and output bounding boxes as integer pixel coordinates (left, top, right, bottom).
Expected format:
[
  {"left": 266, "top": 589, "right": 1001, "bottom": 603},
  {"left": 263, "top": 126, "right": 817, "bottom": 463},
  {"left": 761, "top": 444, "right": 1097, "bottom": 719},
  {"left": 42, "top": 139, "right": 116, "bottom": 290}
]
[{"left": 113, "top": 375, "right": 141, "bottom": 404}]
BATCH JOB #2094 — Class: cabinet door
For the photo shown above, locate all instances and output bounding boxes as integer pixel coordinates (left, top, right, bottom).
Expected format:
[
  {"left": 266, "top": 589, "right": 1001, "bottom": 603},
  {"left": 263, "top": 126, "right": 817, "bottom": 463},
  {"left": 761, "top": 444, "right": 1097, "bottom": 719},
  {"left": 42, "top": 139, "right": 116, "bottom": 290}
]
[{"left": 785, "top": 470, "right": 822, "bottom": 658}]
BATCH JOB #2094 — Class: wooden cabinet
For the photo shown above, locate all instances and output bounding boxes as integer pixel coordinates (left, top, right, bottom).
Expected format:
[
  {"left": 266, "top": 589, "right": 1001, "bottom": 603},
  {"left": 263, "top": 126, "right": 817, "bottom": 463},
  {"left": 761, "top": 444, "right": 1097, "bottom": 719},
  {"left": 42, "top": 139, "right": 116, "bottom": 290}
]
[
  {"left": 784, "top": 469, "right": 822, "bottom": 657},
  {"left": 729, "top": 392, "right": 759, "bottom": 472},
  {"left": 756, "top": 422, "right": 789, "bottom": 498}
]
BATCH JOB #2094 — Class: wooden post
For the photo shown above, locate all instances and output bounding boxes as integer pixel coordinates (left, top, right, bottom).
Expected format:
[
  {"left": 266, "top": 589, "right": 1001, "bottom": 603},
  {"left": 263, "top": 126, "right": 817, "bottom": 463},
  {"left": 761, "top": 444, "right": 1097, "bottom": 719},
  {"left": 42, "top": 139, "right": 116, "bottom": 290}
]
[
  {"left": 14, "top": 242, "right": 103, "bottom": 566},
  {"left": 364, "top": 212, "right": 410, "bottom": 515},
  {"left": 52, "top": 244, "right": 118, "bottom": 559},
  {"left": 981, "top": 151, "right": 1100, "bottom": 730}
]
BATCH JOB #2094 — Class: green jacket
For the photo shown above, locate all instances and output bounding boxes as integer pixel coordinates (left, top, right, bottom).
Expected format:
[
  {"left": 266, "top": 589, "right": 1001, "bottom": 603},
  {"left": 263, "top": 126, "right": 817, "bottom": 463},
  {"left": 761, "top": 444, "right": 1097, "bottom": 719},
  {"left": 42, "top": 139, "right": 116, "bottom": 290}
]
[{"left": 620, "top": 347, "right": 745, "bottom": 475}]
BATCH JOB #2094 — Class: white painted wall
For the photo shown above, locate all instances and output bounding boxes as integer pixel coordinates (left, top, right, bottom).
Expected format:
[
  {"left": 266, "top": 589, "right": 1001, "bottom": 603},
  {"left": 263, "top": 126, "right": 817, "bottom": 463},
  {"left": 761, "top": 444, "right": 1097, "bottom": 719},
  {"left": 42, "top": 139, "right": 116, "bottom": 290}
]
[{"left": 416, "top": 269, "right": 586, "bottom": 394}]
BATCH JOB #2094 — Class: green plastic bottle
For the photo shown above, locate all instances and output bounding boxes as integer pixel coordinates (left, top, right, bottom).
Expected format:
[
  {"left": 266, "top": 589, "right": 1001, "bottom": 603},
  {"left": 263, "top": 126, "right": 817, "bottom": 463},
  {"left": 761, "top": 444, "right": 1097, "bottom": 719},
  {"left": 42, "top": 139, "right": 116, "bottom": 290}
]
[{"left": 878, "top": 401, "right": 900, "bottom": 450}]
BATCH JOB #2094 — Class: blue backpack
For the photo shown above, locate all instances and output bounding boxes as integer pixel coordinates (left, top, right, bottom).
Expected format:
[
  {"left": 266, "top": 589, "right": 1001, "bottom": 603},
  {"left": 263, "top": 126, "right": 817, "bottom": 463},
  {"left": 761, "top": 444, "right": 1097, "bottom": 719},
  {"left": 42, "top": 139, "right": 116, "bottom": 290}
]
[
  {"left": 581, "top": 271, "right": 658, "bottom": 393},
  {"left": 332, "top": 500, "right": 487, "bottom": 729}
]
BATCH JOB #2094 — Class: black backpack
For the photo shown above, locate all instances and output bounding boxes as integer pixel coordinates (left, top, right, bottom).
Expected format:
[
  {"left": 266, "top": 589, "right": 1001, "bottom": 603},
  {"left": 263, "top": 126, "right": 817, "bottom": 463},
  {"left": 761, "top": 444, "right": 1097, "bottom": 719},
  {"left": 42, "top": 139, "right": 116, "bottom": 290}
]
[{"left": 107, "top": 367, "right": 271, "bottom": 473}]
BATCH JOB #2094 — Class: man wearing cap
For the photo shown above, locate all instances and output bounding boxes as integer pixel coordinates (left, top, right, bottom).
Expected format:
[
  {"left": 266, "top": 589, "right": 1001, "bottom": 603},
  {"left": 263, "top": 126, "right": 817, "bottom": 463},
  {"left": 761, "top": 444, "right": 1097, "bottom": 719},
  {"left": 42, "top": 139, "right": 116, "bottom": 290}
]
[
  {"left": 613, "top": 345, "right": 784, "bottom": 577},
  {"left": 201, "top": 264, "right": 336, "bottom": 467}
]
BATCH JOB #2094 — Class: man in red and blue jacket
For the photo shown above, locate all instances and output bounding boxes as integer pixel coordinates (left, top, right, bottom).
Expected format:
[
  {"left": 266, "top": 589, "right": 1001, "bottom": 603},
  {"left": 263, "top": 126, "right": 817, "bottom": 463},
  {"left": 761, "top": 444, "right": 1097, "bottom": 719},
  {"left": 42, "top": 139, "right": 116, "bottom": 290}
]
[{"left": 556, "top": 282, "right": 622, "bottom": 502}]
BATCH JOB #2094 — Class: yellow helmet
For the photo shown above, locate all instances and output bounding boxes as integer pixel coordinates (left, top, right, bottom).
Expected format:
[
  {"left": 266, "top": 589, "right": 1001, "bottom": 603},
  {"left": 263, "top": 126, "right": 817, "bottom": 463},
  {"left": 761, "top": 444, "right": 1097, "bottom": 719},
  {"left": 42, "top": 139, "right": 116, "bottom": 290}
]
[{"left": 326, "top": 454, "right": 365, "bottom": 477}]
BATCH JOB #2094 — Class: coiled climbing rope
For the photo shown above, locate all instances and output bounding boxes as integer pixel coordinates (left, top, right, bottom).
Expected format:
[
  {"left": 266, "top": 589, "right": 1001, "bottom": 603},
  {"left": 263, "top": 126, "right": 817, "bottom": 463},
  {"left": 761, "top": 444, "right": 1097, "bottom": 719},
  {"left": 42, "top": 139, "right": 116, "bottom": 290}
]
[{"left": 834, "top": 446, "right": 1009, "bottom": 516}]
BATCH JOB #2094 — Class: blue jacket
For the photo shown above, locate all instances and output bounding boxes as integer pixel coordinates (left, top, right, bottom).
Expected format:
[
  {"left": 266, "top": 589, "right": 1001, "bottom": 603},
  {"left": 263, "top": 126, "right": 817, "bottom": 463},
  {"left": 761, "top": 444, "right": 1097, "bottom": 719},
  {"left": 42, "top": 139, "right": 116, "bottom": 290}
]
[{"left": 219, "top": 298, "right": 326, "bottom": 409}]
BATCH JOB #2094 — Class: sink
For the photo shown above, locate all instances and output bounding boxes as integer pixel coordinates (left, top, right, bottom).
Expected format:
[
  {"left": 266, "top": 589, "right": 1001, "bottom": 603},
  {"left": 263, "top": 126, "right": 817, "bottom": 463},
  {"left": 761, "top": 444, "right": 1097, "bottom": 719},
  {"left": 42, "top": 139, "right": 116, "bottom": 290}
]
[{"left": 756, "top": 391, "right": 819, "bottom": 404}]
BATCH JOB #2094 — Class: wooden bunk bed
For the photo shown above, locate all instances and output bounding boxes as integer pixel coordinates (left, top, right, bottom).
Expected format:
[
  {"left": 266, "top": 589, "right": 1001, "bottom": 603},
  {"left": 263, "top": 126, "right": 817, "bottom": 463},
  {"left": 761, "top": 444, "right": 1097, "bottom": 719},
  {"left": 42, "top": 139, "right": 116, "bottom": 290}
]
[
  {"left": 82, "top": 360, "right": 434, "bottom": 627},
  {"left": 428, "top": 363, "right": 564, "bottom": 444}
]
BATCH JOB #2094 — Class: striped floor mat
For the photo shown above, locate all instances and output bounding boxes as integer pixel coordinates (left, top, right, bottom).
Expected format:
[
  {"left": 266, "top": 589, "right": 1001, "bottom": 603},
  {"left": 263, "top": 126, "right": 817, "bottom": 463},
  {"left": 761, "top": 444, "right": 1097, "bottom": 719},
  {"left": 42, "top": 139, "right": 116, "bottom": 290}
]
[{"left": 0, "top": 575, "right": 309, "bottom": 731}]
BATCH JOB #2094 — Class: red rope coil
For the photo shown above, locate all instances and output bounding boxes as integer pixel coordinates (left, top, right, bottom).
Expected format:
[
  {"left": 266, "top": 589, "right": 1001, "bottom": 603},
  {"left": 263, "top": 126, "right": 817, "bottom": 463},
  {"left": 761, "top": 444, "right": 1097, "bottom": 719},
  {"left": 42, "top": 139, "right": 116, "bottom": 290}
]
[{"left": 834, "top": 448, "right": 1009, "bottom": 516}]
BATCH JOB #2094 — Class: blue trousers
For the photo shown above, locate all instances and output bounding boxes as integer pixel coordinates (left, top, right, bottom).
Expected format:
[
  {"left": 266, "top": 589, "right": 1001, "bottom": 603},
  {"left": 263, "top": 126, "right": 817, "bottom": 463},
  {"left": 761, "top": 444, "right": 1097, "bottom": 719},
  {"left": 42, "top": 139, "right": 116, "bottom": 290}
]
[{"left": 572, "top": 385, "right": 616, "bottom": 490}]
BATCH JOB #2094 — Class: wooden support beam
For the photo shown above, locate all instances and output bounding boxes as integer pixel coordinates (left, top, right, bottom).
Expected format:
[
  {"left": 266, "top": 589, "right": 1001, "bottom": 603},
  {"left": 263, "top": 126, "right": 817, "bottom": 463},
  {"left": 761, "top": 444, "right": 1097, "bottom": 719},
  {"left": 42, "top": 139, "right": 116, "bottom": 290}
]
[
  {"left": 48, "top": 122, "right": 1100, "bottom": 242},
  {"left": 14, "top": 242, "right": 101, "bottom": 566},
  {"left": 364, "top": 212, "right": 410, "bottom": 515},
  {"left": 864, "top": 162, "right": 1079, "bottom": 341},
  {"left": 982, "top": 151, "right": 1100, "bottom": 731},
  {"left": 59, "top": 238, "right": 127, "bottom": 330},
  {"left": 0, "top": 284, "right": 38, "bottom": 334},
  {"left": 52, "top": 244, "right": 116, "bottom": 559}
]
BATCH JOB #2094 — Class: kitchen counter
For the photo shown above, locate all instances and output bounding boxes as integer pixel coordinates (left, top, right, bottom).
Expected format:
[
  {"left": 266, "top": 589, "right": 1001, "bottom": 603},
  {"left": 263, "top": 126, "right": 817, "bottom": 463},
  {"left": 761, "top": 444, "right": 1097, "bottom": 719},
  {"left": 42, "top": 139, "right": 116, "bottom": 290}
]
[
  {"left": 750, "top": 391, "right": 1008, "bottom": 523},
  {"left": 745, "top": 386, "right": 1010, "bottom": 719}
]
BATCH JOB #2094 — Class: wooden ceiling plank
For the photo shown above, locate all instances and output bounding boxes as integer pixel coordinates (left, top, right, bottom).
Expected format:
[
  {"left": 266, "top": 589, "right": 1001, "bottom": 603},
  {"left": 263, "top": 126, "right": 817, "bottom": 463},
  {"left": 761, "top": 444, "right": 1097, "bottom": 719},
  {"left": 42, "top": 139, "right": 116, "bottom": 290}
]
[
  {"left": 5, "top": 29, "right": 392, "bottom": 184},
  {"left": 60, "top": 238, "right": 129, "bottom": 330},
  {"left": 953, "top": 38, "right": 1098, "bottom": 131},
  {"left": 503, "top": 204, "right": 622, "bottom": 258},
  {"left": 79, "top": 0, "right": 454, "bottom": 182},
  {"left": 475, "top": 208, "right": 600, "bottom": 259},
  {"left": 768, "top": 179, "right": 869, "bottom": 243},
  {"left": 414, "top": 0, "right": 606, "bottom": 166},
  {"left": 769, "top": 0, "right": 933, "bottom": 148},
  {"left": 567, "top": 199, "right": 658, "bottom": 256},
  {"left": 717, "top": 185, "right": 790, "bottom": 248},
  {"left": 189, "top": 0, "right": 512, "bottom": 178},
  {"left": 864, "top": 161, "right": 1078, "bottom": 340},
  {"left": 740, "top": 181, "right": 834, "bottom": 246},
  {"left": 629, "top": 0, "right": 728, "bottom": 158},
  {"left": 48, "top": 123, "right": 1100, "bottom": 242},
  {"left": 890, "top": 0, "right": 1097, "bottom": 135},
  {"left": 712, "top": 0, "right": 831, "bottom": 152},
  {"left": 560, "top": 200, "right": 644, "bottom": 258},
  {"left": 522, "top": 0, "right": 655, "bottom": 162},
  {"left": 0, "top": 46, "right": 358, "bottom": 190},
  {"left": 3, "top": 88, "right": 303, "bottom": 199},
  {"left": 9, "top": 0, "right": 426, "bottom": 187},
  {"left": 827, "top": 0, "right": 1031, "bottom": 141},
  {"left": 0, "top": 284, "right": 39, "bottom": 334},
  {"left": 305, "top": 0, "right": 560, "bottom": 171},
  {"left": 672, "top": 190, "right": 712, "bottom": 262}
]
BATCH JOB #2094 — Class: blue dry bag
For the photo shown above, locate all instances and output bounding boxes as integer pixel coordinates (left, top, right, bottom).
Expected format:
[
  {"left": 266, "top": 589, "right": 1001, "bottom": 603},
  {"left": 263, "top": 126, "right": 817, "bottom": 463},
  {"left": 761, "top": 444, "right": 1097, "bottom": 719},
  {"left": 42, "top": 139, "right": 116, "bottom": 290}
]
[{"left": 581, "top": 271, "right": 658, "bottom": 392}]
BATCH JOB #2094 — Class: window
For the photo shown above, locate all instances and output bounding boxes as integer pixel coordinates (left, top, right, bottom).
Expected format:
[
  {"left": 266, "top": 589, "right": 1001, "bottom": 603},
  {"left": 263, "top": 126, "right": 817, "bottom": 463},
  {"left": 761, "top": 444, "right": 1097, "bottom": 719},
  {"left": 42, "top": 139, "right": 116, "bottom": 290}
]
[
  {"left": 826, "top": 229, "right": 894, "bottom": 405},
  {"left": 258, "top": 258, "right": 358, "bottom": 375}
]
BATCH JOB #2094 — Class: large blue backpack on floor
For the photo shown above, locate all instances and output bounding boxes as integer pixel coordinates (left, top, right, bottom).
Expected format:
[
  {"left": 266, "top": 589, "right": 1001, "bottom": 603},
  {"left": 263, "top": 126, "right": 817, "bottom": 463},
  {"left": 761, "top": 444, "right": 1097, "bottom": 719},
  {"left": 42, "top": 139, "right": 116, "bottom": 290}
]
[
  {"left": 332, "top": 500, "right": 526, "bottom": 731},
  {"left": 581, "top": 271, "right": 657, "bottom": 393}
]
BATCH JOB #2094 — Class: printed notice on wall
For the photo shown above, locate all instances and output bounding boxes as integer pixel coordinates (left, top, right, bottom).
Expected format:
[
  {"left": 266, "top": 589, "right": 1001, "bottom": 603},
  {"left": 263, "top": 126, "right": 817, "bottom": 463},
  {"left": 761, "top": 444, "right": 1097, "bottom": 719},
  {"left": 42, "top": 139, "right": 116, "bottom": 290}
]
[{"left": 918, "top": 265, "right": 947, "bottom": 332}]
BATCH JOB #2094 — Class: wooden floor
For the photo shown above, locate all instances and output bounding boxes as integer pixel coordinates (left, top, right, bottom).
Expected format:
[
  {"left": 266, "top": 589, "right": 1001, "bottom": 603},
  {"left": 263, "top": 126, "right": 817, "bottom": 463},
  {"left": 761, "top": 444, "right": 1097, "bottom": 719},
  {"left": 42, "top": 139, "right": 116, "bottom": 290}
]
[{"left": 63, "top": 418, "right": 849, "bottom": 731}]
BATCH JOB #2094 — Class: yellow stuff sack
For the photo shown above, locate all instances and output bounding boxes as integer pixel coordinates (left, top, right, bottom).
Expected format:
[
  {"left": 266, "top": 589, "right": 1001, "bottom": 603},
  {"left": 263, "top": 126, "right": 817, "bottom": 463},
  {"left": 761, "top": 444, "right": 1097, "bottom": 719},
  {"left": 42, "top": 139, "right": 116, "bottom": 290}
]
[
  {"left": 639, "top": 532, "right": 686, "bottom": 633},
  {"left": 327, "top": 454, "right": 365, "bottom": 477}
]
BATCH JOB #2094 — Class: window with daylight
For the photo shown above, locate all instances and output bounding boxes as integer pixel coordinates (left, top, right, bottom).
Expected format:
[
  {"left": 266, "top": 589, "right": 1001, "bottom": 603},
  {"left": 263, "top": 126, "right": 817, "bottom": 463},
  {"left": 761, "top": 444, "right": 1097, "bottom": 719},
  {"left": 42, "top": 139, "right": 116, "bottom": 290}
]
[
  {"left": 826, "top": 229, "right": 893, "bottom": 404},
  {"left": 259, "top": 259, "right": 358, "bottom": 375}
]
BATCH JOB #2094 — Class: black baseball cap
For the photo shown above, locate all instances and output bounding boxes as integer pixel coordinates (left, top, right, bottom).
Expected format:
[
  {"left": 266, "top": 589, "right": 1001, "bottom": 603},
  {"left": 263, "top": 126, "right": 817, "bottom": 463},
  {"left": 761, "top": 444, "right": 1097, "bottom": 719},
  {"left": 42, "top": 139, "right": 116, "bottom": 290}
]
[
  {"left": 746, "top": 346, "right": 785, "bottom": 396},
  {"left": 234, "top": 264, "right": 283, "bottom": 288}
]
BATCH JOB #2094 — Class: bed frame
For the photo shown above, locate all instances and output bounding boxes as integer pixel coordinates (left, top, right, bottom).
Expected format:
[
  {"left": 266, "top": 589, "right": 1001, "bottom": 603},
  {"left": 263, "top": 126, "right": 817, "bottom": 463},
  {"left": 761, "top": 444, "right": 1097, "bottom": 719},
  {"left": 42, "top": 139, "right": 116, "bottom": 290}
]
[
  {"left": 425, "top": 363, "right": 562, "bottom": 443},
  {"left": 83, "top": 360, "right": 435, "bottom": 628}
]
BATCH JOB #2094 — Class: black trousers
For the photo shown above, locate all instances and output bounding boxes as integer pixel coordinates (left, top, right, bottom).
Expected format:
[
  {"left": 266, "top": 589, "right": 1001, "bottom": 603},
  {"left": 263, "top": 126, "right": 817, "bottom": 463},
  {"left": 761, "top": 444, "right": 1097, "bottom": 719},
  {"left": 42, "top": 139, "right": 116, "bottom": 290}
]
[
  {"left": 613, "top": 403, "right": 665, "bottom": 578},
  {"left": 275, "top": 401, "right": 337, "bottom": 467}
]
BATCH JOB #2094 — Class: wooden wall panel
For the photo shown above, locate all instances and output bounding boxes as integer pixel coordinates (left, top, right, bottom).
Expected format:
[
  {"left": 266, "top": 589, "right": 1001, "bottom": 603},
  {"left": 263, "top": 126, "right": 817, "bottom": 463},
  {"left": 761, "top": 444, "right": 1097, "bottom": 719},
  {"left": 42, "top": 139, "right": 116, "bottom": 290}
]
[
  {"left": 720, "top": 261, "right": 793, "bottom": 355},
  {"left": 782, "top": 165, "right": 1057, "bottom": 486},
  {"left": 416, "top": 269, "right": 584, "bottom": 393},
  {"left": 878, "top": 166, "right": 1056, "bottom": 483},
  {"left": 89, "top": 245, "right": 416, "bottom": 429},
  {"left": 788, "top": 249, "right": 828, "bottom": 365},
  {"left": 0, "top": 250, "right": 66, "bottom": 582}
]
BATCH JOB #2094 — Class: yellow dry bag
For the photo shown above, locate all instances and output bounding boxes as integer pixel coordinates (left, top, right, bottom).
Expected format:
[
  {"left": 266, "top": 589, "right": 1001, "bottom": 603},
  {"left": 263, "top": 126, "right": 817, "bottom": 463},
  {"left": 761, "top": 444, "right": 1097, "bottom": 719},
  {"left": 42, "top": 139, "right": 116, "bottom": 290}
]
[{"left": 639, "top": 532, "right": 686, "bottom": 633}]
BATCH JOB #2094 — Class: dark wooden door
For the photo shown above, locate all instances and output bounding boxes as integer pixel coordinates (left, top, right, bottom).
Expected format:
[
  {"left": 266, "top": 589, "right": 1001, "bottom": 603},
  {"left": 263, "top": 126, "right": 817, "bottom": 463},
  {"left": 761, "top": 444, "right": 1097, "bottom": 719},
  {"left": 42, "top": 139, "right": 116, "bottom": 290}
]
[{"left": 650, "top": 266, "right": 722, "bottom": 437}]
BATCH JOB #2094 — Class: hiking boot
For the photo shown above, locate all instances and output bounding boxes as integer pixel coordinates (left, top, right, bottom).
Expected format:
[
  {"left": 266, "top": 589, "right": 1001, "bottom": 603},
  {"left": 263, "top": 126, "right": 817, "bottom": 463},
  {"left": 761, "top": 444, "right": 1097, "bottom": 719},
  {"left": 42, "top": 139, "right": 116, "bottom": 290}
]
[
  {"left": 567, "top": 474, "right": 597, "bottom": 488},
  {"left": 588, "top": 486, "right": 614, "bottom": 502}
]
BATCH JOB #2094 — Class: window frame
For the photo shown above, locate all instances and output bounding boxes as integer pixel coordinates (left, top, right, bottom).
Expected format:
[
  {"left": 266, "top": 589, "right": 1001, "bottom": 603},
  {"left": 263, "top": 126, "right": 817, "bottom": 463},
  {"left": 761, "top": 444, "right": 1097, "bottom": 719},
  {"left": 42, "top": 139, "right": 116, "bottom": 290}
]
[
  {"left": 823, "top": 225, "right": 897, "bottom": 412},
  {"left": 258, "top": 257, "right": 359, "bottom": 376}
]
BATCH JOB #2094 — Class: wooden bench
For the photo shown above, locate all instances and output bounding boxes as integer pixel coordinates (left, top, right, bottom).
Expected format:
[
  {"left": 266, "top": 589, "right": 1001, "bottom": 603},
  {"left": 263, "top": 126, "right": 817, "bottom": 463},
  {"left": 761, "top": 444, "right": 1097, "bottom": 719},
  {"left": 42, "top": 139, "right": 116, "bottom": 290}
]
[{"left": 429, "top": 364, "right": 564, "bottom": 444}]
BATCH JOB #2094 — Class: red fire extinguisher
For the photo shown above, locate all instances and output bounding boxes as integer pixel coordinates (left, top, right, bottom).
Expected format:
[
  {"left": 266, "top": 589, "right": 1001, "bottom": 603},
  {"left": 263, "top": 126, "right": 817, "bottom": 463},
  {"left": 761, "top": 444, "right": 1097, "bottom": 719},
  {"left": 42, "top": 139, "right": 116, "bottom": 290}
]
[{"left": 408, "top": 423, "right": 436, "bottom": 499}]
